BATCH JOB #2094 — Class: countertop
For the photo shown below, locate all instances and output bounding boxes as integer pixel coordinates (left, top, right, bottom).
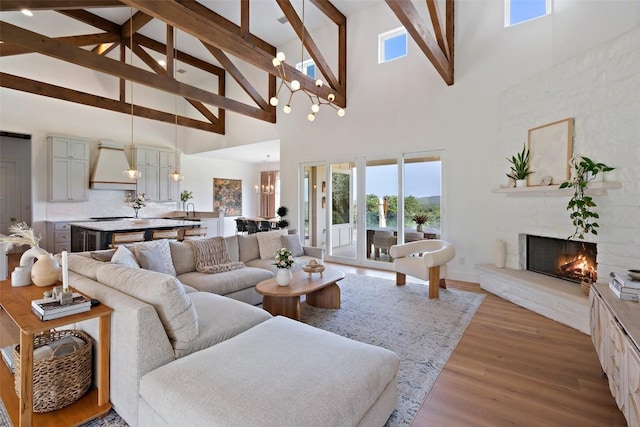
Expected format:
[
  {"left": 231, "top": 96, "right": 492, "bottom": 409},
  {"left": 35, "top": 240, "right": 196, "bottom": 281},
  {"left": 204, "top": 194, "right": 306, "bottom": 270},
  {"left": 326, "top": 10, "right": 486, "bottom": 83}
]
[{"left": 69, "top": 218, "right": 201, "bottom": 231}]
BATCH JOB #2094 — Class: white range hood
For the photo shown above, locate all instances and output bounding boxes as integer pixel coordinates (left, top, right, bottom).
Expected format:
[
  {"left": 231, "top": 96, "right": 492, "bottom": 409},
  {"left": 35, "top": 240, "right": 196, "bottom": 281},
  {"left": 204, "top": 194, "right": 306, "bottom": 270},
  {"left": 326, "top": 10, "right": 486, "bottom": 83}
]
[{"left": 90, "top": 141, "right": 137, "bottom": 190}]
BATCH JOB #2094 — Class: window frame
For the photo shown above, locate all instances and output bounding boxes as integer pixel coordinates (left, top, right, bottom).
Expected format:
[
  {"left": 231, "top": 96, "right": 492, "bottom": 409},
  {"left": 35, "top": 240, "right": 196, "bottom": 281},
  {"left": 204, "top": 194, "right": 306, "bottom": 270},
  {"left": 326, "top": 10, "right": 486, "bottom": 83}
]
[
  {"left": 505, "top": 0, "right": 551, "bottom": 27},
  {"left": 296, "top": 59, "right": 316, "bottom": 79},
  {"left": 378, "top": 27, "right": 408, "bottom": 64}
]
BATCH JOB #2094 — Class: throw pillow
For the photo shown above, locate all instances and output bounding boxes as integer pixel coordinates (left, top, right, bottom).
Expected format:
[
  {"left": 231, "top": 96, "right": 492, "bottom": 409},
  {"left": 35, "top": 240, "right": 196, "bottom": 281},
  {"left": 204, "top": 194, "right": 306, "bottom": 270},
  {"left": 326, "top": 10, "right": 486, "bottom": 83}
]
[
  {"left": 256, "top": 230, "right": 286, "bottom": 260},
  {"left": 110, "top": 245, "right": 140, "bottom": 268},
  {"left": 281, "top": 234, "right": 304, "bottom": 257},
  {"left": 90, "top": 249, "right": 116, "bottom": 262},
  {"left": 127, "top": 239, "right": 177, "bottom": 277},
  {"left": 187, "top": 237, "right": 245, "bottom": 274},
  {"left": 136, "top": 244, "right": 175, "bottom": 275}
]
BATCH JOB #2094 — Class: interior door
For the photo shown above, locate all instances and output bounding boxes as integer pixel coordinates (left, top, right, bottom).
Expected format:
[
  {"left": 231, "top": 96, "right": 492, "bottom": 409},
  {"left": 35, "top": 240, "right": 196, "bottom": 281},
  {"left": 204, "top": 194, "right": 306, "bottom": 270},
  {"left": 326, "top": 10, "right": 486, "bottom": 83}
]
[{"left": 0, "top": 159, "right": 19, "bottom": 235}]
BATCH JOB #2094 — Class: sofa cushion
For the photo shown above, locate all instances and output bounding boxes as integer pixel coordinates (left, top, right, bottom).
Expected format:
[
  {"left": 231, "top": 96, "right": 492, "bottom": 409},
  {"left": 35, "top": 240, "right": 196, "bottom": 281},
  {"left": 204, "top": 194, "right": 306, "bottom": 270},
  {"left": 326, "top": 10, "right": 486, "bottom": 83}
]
[
  {"left": 169, "top": 241, "right": 196, "bottom": 275},
  {"left": 136, "top": 243, "right": 176, "bottom": 276},
  {"left": 110, "top": 245, "right": 140, "bottom": 268},
  {"left": 67, "top": 254, "right": 105, "bottom": 281},
  {"left": 177, "top": 266, "right": 273, "bottom": 296},
  {"left": 256, "top": 230, "right": 285, "bottom": 260},
  {"left": 176, "top": 292, "right": 271, "bottom": 358},
  {"left": 281, "top": 233, "right": 304, "bottom": 257},
  {"left": 237, "top": 234, "right": 260, "bottom": 262},
  {"left": 127, "top": 239, "right": 177, "bottom": 277},
  {"left": 223, "top": 235, "right": 240, "bottom": 262},
  {"left": 95, "top": 264, "right": 198, "bottom": 354},
  {"left": 138, "top": 316, "right": 400, "bottom": 427}
]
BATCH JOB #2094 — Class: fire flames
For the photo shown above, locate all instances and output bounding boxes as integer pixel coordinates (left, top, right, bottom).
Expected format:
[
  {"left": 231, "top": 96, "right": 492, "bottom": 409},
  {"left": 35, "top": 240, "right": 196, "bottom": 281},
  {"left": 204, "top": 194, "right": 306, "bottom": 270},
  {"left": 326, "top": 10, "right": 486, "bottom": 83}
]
[{"left": 558, "top": 254, "right": 597, "bottom": 283}]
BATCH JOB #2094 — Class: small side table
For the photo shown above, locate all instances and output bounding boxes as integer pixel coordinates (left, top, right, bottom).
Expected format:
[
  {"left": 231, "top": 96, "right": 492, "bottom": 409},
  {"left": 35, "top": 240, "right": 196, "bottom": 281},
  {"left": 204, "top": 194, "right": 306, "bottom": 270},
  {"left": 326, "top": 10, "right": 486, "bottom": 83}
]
[{"left": 0, "top": 279, "right": 112, "bottom": 427}]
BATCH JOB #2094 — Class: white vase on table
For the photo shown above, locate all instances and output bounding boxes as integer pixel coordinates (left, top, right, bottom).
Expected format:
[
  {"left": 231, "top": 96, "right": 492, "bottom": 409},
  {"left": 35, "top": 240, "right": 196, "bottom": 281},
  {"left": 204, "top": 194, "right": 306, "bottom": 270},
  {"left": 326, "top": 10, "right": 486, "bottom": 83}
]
[{"left": 275, "top": 268, "right": 292, "bottom": 286}]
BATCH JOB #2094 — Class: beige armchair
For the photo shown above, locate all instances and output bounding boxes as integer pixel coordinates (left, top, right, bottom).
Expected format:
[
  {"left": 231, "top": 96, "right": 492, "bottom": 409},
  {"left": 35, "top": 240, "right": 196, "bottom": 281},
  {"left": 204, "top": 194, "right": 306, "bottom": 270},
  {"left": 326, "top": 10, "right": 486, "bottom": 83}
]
[
  {"left": 389, "top": 240, "right": 456, "bottom": 299},
  {"left": 373, "top": 230, "right": 397, "bottom": 260}
]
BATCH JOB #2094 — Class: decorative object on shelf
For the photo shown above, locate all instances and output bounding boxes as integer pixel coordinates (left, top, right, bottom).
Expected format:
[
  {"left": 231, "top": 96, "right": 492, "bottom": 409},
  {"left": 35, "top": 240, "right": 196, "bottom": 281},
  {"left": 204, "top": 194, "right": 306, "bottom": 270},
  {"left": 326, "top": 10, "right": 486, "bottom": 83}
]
[
  {"left": 31, "top": 252, "right": 61, "bottom": 287},
  {"left": 302, "top": 258, "right": 325, "bottom": 277},
  {"left": 493, "top": 239, "right": 507, "bottom": 269},
  {"left": 412, "top": 214, "right": 428, "bottom": 232},
  {"left": 277, "top": 205, "right": 289, "bottom": 229},
  {"left": 0, "top": 222, "right": 44, "bottom": 287},
  {"left": 123, "top": 7, "right": 142, "bottom": 180},
  {"left": 180, "top": 189, "right": 193, "bottom": 211},
  {"left": 559, "top": 156, "right": 614, "bottom": 239},
  {"left": 127, "top": 192, "right": 147, "bottom": 218},
  {"left": 527, "top": 118, "right": 573, "bottom": 186},
  {"left": 269, "top": 0, "right": 345, "bottom": 122},
  {"left": 541, "top": 175, "right": 553, "bottom": 186},
  {"left": 170, "top": 28, "right": 184, "bottom": 183},
  {"left": 506, "top": 144, "right": 533, "bottom": 187},
  {"left": 274, "top": 247, "right": 295, "bottom": 286}
]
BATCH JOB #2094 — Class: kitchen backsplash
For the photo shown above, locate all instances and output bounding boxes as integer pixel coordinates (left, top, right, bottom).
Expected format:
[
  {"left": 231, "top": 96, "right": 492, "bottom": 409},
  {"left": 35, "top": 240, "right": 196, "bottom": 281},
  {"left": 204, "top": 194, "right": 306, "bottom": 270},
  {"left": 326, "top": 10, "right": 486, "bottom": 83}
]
[{"left": 45, "top": 190, "right": 180, "bottom": 221}]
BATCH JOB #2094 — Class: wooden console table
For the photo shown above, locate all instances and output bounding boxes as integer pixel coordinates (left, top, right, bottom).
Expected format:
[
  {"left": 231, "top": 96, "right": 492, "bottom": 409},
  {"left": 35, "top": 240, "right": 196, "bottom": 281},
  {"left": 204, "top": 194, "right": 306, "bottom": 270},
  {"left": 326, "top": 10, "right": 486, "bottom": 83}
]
[{"left": 0, "top": 279, "right": 112, "bottom": 427}]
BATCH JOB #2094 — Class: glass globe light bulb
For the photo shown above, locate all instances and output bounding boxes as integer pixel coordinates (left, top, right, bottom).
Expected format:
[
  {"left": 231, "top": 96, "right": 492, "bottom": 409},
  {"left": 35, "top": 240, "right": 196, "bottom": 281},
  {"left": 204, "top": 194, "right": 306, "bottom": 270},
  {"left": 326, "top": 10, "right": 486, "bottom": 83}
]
[
  {"left": 272, "top": 57, "right": 281, "bottom": 67},
  {"left": 276, "top": 51, "right": 286, "bottom": 62},
  {"left": 307, "top": 113, "right": 316, "bottom": 122},
  {"left": 315, "top": 79, "right": 323, "bottom": 87},
  {"left": 327, "top": 94, "right": 335, "bottom": 102},
  {"left": 337, "top": 108, "right": 345, "bottom": 117},
  {"left": 283, "top": 104, "right": 292, "bottom": 114},
  {"left": 291, "top": 80, "right": 300, "bottom": 91},
  {"left": 311, "top": 104, "right": 320, "bottom": 113},
  {"left": 269, "top": 96, "right": 279, "bottom": 106}
]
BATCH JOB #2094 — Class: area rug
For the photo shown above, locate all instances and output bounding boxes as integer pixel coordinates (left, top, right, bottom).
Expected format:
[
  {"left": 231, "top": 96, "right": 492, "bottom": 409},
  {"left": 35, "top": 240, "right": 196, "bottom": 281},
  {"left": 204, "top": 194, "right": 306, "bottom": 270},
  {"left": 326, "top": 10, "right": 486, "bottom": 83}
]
[
  {"left": 0, "top": 274, "right": 484, "bottom": 427},
  {"left": 300, "top": 274, "right": 485, "bottom": 427}
]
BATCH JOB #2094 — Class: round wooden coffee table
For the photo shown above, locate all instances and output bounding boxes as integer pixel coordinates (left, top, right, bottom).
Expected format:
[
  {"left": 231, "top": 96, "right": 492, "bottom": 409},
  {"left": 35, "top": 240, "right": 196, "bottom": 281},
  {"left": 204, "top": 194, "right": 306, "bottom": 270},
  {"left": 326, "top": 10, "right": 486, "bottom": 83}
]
[{"left": 256, "top": 267, "right": 345, "bottom": 320}]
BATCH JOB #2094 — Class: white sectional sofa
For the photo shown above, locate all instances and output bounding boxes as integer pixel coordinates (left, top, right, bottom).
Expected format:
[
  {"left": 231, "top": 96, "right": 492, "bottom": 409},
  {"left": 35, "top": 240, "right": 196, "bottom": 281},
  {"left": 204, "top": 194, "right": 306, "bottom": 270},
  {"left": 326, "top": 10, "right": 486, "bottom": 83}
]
[{"left": 66, "top": 233, "right": 400, "bottom": 427}]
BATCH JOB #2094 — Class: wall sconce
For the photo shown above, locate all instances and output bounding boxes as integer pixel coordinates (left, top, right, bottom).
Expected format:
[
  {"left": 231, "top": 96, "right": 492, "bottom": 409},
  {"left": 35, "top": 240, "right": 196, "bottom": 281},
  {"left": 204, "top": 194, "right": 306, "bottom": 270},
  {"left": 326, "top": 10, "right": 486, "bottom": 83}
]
[{"left": 254, "top": 185, "right": 259, "bottom": 194}]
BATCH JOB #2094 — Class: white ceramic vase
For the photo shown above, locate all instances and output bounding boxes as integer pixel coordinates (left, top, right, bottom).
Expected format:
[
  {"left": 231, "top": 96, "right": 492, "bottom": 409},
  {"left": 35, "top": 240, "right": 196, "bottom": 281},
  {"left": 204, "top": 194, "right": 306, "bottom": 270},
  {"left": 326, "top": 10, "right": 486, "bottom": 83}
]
[
  {"left": 493, "top": 239, "right": 507, "bottom": 269},
  {"left": 275, "top": 268, "right": 292, "bottom": 286},
  {"left": 515, "top": 179, "right": 527, "bottom": 188}
]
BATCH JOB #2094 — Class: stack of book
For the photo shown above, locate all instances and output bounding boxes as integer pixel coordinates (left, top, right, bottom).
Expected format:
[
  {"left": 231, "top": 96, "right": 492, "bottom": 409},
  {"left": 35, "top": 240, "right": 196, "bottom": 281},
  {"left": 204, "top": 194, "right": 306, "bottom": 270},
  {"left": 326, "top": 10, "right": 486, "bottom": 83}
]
[
  {"left": 31, "top": 293, "right": 92, "bottom": 321},
  {"left": 609, "top": 272, "right": 640, "bottom": 302}
]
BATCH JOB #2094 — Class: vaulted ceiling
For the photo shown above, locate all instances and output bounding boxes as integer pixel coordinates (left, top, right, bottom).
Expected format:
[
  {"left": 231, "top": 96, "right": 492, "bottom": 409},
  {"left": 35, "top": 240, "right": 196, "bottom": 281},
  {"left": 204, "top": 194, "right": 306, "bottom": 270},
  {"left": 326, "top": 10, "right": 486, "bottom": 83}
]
[{"left": 0, "top": 0, "right": 454, "bottom": 135}]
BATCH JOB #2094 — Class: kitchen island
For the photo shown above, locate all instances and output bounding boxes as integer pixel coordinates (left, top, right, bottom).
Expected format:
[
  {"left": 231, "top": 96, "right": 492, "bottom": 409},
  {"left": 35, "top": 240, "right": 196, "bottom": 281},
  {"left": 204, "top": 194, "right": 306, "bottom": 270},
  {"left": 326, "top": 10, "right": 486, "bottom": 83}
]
[{"left": 70, "top": 219, "right": 201, "bottom": 251}]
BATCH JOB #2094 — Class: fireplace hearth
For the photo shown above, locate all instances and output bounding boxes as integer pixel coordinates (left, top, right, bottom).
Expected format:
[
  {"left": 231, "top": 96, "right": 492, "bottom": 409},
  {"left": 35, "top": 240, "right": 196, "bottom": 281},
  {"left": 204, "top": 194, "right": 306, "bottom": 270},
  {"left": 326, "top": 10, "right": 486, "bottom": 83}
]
[{"left": 525, "top": 235, "right": 597, "bottom": 283}]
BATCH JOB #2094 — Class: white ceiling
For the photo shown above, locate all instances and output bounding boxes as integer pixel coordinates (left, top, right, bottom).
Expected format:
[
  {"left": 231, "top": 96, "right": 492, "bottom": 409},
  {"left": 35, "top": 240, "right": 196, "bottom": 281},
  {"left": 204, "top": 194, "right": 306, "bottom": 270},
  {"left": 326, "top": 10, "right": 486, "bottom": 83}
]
[{"left": 192, "top": 139, "right": 281, "bottom": 164}]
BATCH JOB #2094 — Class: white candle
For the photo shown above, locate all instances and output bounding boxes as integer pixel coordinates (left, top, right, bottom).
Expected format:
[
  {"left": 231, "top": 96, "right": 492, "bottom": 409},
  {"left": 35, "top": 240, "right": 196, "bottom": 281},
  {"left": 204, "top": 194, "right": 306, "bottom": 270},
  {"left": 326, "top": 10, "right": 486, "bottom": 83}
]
[{"left": 62, "top": 250, "right": 69, "bottom": 291}]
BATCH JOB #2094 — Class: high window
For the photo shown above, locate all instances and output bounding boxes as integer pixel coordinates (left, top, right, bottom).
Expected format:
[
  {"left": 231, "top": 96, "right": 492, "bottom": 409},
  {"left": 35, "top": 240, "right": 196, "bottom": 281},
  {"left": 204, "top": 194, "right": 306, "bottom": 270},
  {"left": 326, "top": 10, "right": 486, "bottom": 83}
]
[
  {"left": 296, "top": 59, "right": 316, "bottom": 79},
  {"left": 378, "top": 27, "right": 407, "bottom": 64},
  {"left": 506, "top": 0, "right": 550, "bottom": 26}
]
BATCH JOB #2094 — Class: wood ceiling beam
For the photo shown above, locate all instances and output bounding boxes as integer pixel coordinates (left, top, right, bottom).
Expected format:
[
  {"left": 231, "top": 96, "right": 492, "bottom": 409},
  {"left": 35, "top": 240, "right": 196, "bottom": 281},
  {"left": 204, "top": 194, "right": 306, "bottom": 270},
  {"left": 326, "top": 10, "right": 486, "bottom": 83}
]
[
  {"left": 0, "top": 0, "right": 122, "bottom": 11},
  {"left": 445, "top": 0, "right": 455, "bottom": 63},
  {"left": 0, "top": 20, "right": 274, "bottom": 122},
  {"left": 57, "top": 9, "right": 121, "bottom": 34},
  {"left": 240, "top": 0, "right": 250, "bottom": 40},
  {"left": 309, "top": 0, "right": 346, "bottom": 25},
  {"left": 385, "top": 0, "right": 453, "bottom": 85},
  {"left": 0, "top": 32, "right": 119, "bottom": 56},
  {"left": 309, "top": 0, "right": 347, "bottom": 92},
  {"left": 275, "top": 0, "right": 341, "bottom": 92},
  {"left": 426, "top": 0, "right": 449, "bottom": 59},
  {"left": 123, "top": 0, "right": 345, "bottom": 107},
  {"left": 0, "top": 72, "right": 223, "bottom": 133}
]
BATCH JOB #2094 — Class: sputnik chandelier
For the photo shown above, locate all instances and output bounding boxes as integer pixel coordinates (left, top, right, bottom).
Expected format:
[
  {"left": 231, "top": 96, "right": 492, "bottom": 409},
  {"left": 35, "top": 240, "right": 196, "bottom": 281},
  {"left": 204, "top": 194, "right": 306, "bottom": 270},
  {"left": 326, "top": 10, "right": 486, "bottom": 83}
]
[{"left": 268, "top": 0, "right": 345, "bottom": 122}]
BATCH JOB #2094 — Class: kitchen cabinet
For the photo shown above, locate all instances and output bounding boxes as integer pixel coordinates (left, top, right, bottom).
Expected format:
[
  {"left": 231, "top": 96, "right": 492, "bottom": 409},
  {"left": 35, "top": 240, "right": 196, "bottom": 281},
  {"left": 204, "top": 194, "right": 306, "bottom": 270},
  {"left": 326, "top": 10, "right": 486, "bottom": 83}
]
[
  {"left": 48, "top": 136, "right": 89, "bottom": 202},
  {"left": 590, "top": 283, "right": 640, "bottom": 426},
  {"left": 134, "top": 146, "right": 179, "bottom": 202},
  {"left": 45, "top": 221, "right": 73, "bottom": 254}
]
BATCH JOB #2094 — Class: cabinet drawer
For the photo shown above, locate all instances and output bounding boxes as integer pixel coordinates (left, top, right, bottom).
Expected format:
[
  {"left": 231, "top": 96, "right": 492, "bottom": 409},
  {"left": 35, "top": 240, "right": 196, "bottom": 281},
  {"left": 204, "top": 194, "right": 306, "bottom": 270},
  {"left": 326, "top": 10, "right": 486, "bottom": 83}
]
[
  {"left": 54, "top": 230, "right": 71, "bottom": 243},
  {"left": 54, "top": 222, "right": 71, "bottom": 231}
]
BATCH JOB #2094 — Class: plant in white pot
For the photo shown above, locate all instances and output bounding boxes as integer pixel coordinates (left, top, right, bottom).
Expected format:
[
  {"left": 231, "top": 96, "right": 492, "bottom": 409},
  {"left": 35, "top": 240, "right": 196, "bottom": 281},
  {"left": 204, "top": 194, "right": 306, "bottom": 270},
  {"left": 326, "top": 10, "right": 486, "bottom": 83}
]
[
  {"left": 506, "top": 144, "right": 533, "bottom": 187},
  {"left": 559, "top": 155, "right": 614, "bottom": 240}
]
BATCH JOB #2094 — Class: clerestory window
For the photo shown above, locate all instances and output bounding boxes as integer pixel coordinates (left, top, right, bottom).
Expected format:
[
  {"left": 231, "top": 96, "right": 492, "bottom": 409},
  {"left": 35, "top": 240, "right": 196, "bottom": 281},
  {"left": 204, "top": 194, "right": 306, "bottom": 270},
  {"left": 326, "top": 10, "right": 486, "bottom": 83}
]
[
  {"left": 378, "top": 27, "right": 407, "bottom": 64},
  {"left": 506, "top": 0, "right": 551, "bottom": 26}
]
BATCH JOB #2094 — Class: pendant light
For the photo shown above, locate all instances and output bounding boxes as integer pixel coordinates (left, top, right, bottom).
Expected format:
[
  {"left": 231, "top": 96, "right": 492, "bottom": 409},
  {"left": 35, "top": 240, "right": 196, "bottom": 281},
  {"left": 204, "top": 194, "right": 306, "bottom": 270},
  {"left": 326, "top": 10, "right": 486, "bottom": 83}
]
[
  {"left": 123, "top": 6, "right": 142, "bottom": 180},
  {"left": 170, "top": 26, "right": 184, "bottom": 182}
]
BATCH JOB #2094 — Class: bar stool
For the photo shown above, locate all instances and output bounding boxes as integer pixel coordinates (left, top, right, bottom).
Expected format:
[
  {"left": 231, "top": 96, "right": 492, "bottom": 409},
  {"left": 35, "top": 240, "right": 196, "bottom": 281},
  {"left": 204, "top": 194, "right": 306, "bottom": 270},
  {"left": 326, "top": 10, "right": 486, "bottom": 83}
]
[
  {"left": 151, "top": 229, "right": 180, "bottom": 241},
  {"left": 110, "top": 231, "right": 146, "bottom": 248},
  {"left": 182, "top": 227, "right": 207, "bottom": 240}
]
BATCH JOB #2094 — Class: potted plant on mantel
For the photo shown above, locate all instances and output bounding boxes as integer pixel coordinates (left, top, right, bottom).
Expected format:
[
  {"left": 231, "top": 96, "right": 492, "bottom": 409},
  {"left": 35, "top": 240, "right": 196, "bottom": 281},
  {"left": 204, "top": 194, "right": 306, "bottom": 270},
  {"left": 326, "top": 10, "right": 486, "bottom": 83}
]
[
  {"left": 560, "top": 155, "right": 614, "bottom": 240},
  {"left": 506, "top": 144, "right": 533, "bottom": 188}
]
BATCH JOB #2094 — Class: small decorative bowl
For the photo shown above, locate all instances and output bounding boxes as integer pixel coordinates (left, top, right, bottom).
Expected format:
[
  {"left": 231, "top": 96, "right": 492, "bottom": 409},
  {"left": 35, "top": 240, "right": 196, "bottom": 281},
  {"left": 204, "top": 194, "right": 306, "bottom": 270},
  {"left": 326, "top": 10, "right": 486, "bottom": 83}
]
[
  {"left": 628, "top": 270, "right": 640, "bottom": 281},
  {"left": 302, "top": 263, "right": 325, "bottom": 277}
]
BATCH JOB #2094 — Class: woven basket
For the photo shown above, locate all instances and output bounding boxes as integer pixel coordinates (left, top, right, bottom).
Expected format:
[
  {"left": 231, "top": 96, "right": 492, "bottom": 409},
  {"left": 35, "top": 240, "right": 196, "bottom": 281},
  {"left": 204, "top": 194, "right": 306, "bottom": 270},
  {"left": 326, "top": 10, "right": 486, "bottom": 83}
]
[{"left": 14, "top": 329, "right": 92, "bottom": 413}]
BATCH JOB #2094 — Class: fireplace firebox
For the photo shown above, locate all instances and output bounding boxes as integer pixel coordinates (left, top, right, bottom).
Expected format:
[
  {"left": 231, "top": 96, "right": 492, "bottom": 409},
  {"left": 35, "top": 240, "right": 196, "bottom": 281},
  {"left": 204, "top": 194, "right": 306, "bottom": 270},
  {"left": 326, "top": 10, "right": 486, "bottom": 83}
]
[{"left": 526, "top": 235, "right": 597, "bottom": 283}]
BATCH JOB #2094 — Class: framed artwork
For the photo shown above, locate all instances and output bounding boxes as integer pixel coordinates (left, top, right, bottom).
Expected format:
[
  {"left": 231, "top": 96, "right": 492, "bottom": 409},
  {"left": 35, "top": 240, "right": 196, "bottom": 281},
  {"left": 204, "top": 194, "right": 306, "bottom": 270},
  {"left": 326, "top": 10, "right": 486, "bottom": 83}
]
[
  {"left": 213, "top": 178, "right": 242, "bottom": 215},
  {"left": 527, "top": 118, "right": 573, "bottom": 186}
]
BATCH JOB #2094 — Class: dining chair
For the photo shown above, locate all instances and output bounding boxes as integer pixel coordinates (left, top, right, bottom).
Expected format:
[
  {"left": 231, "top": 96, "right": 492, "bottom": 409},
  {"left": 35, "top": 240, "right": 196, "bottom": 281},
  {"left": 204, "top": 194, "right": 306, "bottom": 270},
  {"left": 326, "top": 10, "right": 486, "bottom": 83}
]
[
  {"left": 151, "top": 229, "right": 180, "bottom": 241},
  {"left": 235, "top": 218, "right": 248, "bottom": 235},
  {"left": 246, "top": 220, "right": 259, "bottom": 234}
]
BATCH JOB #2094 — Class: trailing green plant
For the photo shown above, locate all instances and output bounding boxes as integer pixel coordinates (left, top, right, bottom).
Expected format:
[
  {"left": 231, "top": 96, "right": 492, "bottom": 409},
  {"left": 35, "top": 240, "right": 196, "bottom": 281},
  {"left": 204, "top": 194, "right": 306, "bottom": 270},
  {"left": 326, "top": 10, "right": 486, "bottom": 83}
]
[
  {"left": 559, "top": 156, "right": 614, "bottom": 240},
  {"left": 506, "top": 144, "right": 533, "bottom": 181},
  {"left": 276, "top": 205, "right": 289, "bottom": 229}
]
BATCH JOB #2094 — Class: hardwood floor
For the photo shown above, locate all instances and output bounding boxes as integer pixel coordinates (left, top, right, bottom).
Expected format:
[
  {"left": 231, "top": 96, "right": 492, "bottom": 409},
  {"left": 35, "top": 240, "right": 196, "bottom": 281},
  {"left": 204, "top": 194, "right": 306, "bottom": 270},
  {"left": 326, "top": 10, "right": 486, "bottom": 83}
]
[{"left": 330, "top": 263, "right": 627, "bottom": 427}]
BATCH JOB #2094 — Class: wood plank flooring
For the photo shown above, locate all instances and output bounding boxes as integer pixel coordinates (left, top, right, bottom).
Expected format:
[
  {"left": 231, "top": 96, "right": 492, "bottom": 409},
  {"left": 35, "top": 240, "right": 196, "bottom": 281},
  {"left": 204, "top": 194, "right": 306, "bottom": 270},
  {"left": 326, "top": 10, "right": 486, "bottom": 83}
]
[{"left": 331, "top": 263, "right": 626, "bottom": 427}]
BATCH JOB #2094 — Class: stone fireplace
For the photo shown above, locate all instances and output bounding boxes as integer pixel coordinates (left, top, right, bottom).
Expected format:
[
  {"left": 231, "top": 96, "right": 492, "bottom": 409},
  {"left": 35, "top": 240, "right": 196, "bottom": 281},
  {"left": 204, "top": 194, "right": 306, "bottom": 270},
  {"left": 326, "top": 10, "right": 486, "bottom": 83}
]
[{"left": 522, "top": 235, "right": 597, "bottom": 284}]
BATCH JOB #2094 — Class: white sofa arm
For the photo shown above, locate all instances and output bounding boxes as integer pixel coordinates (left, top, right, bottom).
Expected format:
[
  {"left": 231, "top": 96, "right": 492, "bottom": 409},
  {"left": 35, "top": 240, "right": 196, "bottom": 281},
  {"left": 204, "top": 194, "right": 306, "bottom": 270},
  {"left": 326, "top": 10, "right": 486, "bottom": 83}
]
[{"left": 303, "top": 246, "right": 324, "bottom": 262}]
